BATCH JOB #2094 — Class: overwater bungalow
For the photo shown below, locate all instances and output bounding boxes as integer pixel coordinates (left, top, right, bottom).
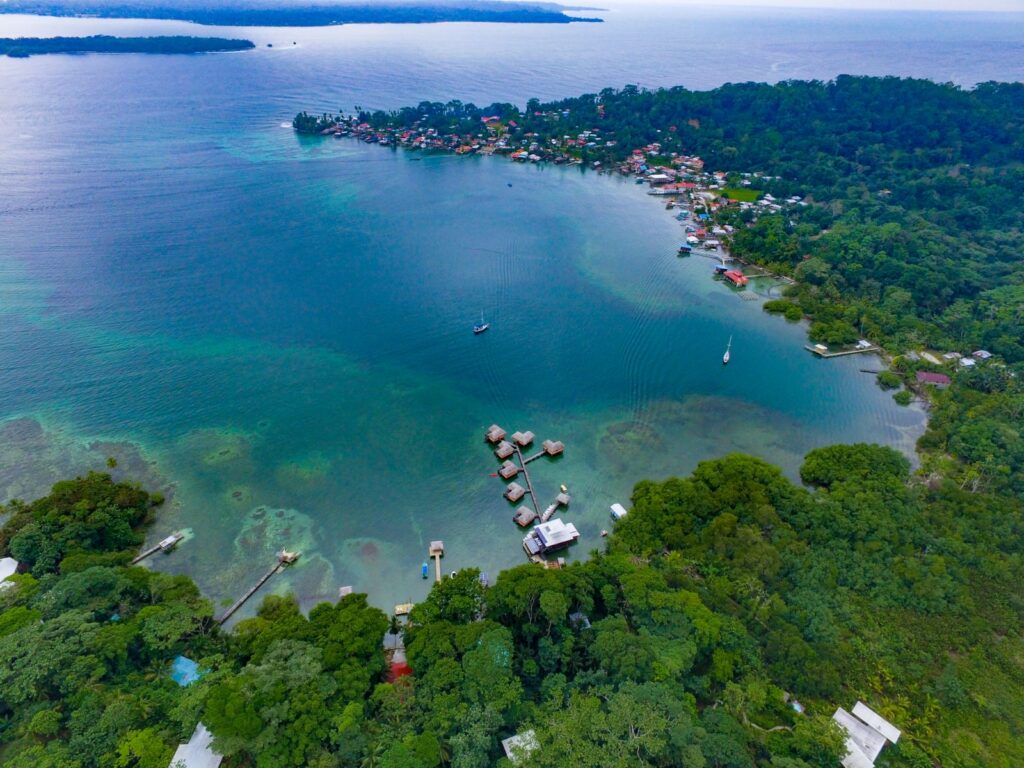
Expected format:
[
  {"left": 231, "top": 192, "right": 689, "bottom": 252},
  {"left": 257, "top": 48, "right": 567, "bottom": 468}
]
[
  {"left": 486, "top": 424, "right": 507, "bottom": 443},
  {"left": 514, "top": 507, "right": 538, "bottom": 527},
  {"left": 541, "top": 439, "right": 564, "bottom": 456},
  {"left": 505, "top": 482, "right": 526, "bottom": 502},
  {"left": 499, "top": 460, "right": 519, "bottom": 480},
  {"left": 495, "top": 440, "right": 515, "bottom": 459},
  {"left": 511, "top": 430, "right": 535, "bottom": 447}
]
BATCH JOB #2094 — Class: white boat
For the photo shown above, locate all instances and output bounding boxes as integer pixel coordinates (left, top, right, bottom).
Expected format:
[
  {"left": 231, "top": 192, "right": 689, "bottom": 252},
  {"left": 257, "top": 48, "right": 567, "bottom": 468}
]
[
  {"left": 723, "top": 336, "right": 732, "bottom": 365},
  {"left": 473, "top": 312, "right": 489, "bottom": 334}
]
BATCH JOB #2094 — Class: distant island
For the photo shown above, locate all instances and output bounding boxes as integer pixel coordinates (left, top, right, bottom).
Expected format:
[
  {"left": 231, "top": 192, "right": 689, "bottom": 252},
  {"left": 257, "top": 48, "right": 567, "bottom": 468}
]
[
  {"left": 0, "top": 0, "right": 602, "bottom": 26},
  {"left": 0, "top": 35, "right": 255, "bottom": 57}
]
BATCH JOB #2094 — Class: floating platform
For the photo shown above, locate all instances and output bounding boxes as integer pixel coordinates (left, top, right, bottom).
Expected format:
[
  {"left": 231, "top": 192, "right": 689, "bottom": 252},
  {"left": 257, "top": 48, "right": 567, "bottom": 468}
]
[
  {"left": 485, "top": 424, "right": 507, "bottom": 443},
  {"left": 499, "top": 460, "right": 519, "bottom": 480},
  {"left": 505, "top": 482, "right": 526, "bottom": 502},
  {"left": 494, "top": 440, "right": 515, "bottom": 459},
  {"left": 556, "top": 492, "right": 571, "bottom": 507},
  {"left": 511, "top": 430, "right": 535, "bottom": 447}
]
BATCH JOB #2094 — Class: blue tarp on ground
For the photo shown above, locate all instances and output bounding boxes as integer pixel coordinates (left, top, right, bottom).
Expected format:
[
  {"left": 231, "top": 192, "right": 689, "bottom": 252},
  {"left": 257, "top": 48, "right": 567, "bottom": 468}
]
[{"left": 170, "top": 656, "right": 202, "bottom": 686}]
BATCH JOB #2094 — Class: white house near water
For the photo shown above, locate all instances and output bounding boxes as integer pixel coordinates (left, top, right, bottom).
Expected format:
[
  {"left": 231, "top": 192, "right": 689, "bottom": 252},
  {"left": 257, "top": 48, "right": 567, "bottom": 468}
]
[{"left": 832, "top": 701, "right": 901, "bottom": 768}]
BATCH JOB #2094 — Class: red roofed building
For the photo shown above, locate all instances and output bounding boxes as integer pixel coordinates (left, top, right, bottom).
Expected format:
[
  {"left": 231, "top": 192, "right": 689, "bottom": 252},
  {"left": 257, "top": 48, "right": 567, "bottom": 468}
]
[
  {"left": 916, "top": 371, "right": 951, "bottom": 389},
  {"left": 387, "top": 661, "right": 412, "bottom": 682},
  {"left": 724, "top": 270, "right": 749, "bottom": 287}
]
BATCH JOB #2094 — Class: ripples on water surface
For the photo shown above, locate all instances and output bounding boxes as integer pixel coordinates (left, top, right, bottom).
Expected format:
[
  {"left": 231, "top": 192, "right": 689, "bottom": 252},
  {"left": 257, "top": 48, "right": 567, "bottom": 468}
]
[{"left": 3, "top": 2, "right": 1018, "bottom": 611}]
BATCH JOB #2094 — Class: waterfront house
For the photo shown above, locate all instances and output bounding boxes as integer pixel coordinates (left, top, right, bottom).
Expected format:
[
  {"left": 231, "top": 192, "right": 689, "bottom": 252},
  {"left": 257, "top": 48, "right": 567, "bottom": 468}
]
[
  {"left": 959, "top": 357, "right": 976, "bottom": 368},
  {"left": 916, "top": 371, "right": 951, "bottom": 389},
  {"left": 973, "top": 349, "right": 993, "bottom": 360},
  {"left": 610, "top": 503, "right": 628, "bottom": 520},
  {"left": 523, "top": 519, "right": 580, "bottom": 556},
  {"left": 723, "top": 270, "right": 749, "bottom": 287}
]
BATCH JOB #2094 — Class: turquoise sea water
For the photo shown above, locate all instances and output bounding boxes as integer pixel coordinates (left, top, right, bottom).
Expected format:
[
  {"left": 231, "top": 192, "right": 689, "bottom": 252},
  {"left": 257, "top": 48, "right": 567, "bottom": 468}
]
[{"left": 2, "top": 4, "right": 1019, "bottom": 613}]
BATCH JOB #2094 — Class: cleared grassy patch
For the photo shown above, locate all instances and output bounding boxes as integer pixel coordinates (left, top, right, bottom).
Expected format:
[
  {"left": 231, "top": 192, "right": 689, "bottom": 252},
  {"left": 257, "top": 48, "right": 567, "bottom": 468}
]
[{"left": 721, "top": 187, "right": 763, "bottom": 202}]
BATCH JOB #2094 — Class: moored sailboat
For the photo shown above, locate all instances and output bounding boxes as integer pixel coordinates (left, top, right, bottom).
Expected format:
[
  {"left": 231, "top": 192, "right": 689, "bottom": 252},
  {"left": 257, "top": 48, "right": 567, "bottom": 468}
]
[{"left": 473, "top": 312, "right": 490, "bottom": 334}]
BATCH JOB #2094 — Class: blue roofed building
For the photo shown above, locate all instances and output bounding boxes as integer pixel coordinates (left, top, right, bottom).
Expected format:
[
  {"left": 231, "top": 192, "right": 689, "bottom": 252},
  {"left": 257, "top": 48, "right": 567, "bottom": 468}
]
[{"left": 170, "top": 656, "right": 203, "bottom": 687}]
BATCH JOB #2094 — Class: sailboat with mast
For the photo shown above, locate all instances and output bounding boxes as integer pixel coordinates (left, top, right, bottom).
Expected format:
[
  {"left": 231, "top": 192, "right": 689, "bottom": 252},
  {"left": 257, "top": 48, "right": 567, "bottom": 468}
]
[
  {"left": 723, "top": 336, "right": 732, "bottom": 365},
  {"left": 473, "top": 312, "right": 490, "bottom": 335}
]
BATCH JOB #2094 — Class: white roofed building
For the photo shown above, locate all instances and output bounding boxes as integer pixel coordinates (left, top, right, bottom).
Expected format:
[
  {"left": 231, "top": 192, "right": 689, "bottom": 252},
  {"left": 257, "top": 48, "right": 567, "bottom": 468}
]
[
  {"left": 169, "top": 724, "right": 222, "bottom": 768},
  {"left": 832, "top": 702, "right": 901, "bottom": 768},
  {"left": 0, "top": 557, "right": 19, "bottom": 591}
]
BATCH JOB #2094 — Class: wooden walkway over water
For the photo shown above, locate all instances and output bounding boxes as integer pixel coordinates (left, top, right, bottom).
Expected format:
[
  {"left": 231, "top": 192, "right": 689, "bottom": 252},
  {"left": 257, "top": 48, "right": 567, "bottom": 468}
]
[
  {"left": 130, "top": 532, "right": 183, "bottom": 564},
  {"left": 216, "top": 551, "right": 299, "bottom": 625},
  {"left": 805, "top": 344, "right": 880, "bottom": 359},
  {"left": 513, "top": 444, "right": 542, "bottom": 516}
]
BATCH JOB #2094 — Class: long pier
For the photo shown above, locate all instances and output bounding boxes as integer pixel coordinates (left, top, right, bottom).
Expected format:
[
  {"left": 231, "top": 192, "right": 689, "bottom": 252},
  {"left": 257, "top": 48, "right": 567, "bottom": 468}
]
[
  {"left": 131, "top": 543, "right": 166, "bottom": 565},
  {"left": 130, "top": 532, "right": 183, "bottom": 564},
  {"left": 513, "top": 444, "right": 542, "bottom": 516},
  {"left": 216, "top": 552, "right": 298, "bottom": 624},
  {"left": 805, "top": 344, "right": 880, "bottom": 359}
]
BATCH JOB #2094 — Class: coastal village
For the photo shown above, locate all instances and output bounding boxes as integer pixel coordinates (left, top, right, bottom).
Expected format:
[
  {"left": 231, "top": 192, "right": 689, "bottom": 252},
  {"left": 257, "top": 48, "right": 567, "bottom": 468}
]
[
  {"left": 307, "top": 110, "right": 1000, "bottom": 374},
  {"left": 313, "top": 110, "right": 813, "bottom": 292}
]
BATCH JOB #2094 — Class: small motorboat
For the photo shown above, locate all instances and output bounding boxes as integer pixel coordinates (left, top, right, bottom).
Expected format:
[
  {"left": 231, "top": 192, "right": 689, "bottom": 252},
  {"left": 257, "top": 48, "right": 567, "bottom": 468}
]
[
  {"left": 723, "top": 335, "right": 732, "bottom": 365},
  {"left": 421, "top": 562, "right": 429, "bottom": 579},
  {"left": 473, "top": 311, "right": 490, "bottom": 334}
]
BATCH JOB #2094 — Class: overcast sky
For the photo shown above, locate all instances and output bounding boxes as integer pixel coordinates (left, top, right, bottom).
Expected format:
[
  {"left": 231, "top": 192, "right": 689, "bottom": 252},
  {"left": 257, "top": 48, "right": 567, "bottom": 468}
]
[{"left": 604, "top": 0, "right": 1024, "bottom": 11}]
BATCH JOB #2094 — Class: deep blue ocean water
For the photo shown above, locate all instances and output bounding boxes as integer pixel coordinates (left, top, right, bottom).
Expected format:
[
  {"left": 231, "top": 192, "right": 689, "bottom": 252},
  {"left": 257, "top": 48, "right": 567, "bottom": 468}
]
[{"left": 1, "top": 4, "right": 1019, "bottom": 613}]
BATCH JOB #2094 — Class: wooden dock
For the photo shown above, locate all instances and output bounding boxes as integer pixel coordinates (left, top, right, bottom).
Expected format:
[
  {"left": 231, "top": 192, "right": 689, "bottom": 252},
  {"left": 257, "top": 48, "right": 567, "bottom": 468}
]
[
  {"left": 216, "top": 550, "right": 299, "bottom": 625},
  {"left": 130, "top": 532, "right": 183, "bottom": 564},
  {"left": 429, "top": 541, "right": 445, "bottom": 583},
  {"left": 805, "top": 344, "right": 880, "bottom": 359},
  {"left": 513, "top": 444, "right": 542, "bottom": 516}
]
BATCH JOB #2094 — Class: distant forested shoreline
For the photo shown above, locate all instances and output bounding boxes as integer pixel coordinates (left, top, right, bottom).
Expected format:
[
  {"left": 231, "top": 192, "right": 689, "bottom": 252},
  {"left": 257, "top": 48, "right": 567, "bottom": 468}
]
[
  {"left": 0, "top": 35, "right": 255, "bottom": 57},
  {"left": 0, "top": 1, "right": 601, "bottom": 26}
]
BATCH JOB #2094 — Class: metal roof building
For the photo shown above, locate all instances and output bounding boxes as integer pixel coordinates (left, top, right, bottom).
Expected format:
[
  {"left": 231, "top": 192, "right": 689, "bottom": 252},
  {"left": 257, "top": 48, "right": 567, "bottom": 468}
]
[
  {"left": 832, "top": 701, "right": 901, "bottom": 768},
  {"left": 168, "top": 724, "right": 222, "bottom": 768}
]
